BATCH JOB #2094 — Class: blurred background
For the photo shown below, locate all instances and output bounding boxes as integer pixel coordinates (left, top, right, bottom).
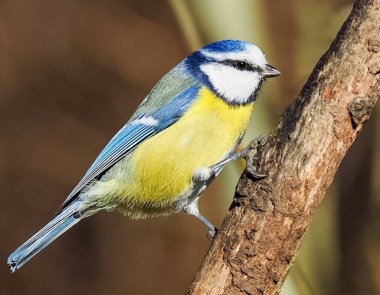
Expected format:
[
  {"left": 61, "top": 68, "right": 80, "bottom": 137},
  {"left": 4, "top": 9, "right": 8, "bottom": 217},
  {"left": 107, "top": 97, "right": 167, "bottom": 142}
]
[{"left": 1, "top": 0, "right": 379, "bottom": 294}]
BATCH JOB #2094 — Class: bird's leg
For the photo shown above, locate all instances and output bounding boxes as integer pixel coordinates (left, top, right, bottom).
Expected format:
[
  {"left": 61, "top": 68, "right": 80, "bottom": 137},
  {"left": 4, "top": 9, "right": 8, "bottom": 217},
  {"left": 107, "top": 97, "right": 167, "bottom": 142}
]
[
  {"left": 210, "top": 135, "right": 268, "bottom": 179},
  {"left": 187, "top": 136, "right": 268, "bottom": 239},
  {"left": 184, "top": 199, "right": 217, "bottom": 239}
]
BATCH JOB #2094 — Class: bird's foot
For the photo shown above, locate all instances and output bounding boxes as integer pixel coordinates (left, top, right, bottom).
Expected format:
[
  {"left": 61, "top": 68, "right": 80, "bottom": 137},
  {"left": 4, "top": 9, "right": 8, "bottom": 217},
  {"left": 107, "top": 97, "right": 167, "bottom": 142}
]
[
  {"left": 237, "top": 135, "right": 268, "bottom": 179},
  {"left": 184, "top": 200, "right": 218, "bottom": 241},
  {"left": 207, "top": 227, "right": 218, "bottom": 241}
]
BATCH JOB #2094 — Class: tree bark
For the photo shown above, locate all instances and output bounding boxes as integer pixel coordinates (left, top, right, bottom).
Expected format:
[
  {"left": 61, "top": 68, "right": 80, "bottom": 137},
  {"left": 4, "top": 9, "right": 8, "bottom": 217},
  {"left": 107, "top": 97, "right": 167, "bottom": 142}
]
[{"left": 188, "top": 0, "right": 380, "bottom": 294}]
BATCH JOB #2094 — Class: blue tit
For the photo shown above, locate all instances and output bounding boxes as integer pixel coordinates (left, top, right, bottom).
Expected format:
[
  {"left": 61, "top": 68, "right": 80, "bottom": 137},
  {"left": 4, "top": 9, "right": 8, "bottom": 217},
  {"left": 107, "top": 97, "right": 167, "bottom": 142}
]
[{"left": 8, "top": 40, "right": 280, "bottom": 272}]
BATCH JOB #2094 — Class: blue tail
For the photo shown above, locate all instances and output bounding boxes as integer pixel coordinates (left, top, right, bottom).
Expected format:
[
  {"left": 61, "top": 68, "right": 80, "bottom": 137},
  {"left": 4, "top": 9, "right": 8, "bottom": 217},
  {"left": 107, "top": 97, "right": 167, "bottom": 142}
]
[{"left": 7, "top": 201, "right": 83, "bottom": 272}]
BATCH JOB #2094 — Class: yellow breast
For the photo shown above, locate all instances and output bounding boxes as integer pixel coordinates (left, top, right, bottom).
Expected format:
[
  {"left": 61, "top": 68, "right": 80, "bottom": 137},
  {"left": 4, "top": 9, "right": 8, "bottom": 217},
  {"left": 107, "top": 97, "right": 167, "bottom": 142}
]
[{"left": 123, "top": 87, "right": 254, "bottom": 204}]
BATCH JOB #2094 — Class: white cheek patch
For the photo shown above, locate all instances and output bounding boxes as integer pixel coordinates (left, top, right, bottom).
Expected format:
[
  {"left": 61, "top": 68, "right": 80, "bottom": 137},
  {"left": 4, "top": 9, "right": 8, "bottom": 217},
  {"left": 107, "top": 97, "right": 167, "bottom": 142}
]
[
  {"left": 200, "top": 63, "right": 261, "bottom": 104},
  {"left": 130, "top": 116, "right": 159, "bottom": 126}
]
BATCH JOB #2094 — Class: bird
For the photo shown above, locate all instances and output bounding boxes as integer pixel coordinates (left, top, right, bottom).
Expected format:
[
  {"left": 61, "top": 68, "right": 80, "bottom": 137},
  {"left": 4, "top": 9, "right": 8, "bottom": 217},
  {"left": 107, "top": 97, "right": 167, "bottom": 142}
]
[{"left": 8, "top": 39, "right": 280, "bottom": 272}]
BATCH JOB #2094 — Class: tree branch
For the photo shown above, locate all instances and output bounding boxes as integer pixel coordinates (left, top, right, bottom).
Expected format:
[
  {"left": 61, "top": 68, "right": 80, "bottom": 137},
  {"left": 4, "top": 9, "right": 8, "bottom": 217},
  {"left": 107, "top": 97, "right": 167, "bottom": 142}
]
[{"left": 188, "top": 0, "right": 380, "bottom": 294}]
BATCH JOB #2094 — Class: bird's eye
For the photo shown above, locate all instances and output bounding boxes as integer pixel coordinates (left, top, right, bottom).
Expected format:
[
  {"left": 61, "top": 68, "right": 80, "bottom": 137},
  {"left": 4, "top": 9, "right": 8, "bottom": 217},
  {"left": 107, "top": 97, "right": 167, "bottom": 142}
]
[{"left": 233, "top": 61, "right": 250, "bottom": 71}]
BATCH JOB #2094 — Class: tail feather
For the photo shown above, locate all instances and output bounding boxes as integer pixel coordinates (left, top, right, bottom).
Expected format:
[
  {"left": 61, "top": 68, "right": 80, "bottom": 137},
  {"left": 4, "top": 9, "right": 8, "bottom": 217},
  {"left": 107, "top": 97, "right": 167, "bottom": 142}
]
[{"left": 7, "top": 201, "right": 83, "bottom": 272}]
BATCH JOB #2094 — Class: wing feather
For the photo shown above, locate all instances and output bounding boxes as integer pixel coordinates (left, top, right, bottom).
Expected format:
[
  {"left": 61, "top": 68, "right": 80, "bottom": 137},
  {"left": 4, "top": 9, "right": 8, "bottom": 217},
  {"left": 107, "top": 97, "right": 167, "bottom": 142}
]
[{"left": 58, "top": 79, "right": 200, "bottom": 212}]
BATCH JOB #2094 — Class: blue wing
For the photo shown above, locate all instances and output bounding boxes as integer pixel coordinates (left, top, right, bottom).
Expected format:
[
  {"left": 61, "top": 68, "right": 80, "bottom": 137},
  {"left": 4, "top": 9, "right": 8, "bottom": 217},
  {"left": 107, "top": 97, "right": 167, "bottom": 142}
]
[{"left": 58, "top": 83, "right": 200, "bottom": 211}]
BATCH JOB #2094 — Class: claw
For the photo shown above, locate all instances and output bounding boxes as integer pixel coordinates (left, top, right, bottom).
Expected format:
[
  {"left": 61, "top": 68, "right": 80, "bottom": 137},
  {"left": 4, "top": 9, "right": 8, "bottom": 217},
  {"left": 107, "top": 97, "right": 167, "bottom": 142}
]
[
  {"left": 246, "top": 166, "right": 267, "bottom": 179},
  {"left": 242, "top": 135, "right": 268, "bottom": 179},
  {"left": 207, "top": 227, "right": 218, "bottom": 241},
  {"left": 244, "top": 135, "right": 268, "bottom": 159},
  {"left": 250, "top": 134, "right": 268, "bottom": 149}
]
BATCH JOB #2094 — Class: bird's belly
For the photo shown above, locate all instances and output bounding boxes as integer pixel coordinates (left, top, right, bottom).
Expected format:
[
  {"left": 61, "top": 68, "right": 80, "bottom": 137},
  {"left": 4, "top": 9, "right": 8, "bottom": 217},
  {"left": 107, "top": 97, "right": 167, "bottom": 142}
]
[{"left": 119, "top": 88, "right": 254, "bottom": 208}]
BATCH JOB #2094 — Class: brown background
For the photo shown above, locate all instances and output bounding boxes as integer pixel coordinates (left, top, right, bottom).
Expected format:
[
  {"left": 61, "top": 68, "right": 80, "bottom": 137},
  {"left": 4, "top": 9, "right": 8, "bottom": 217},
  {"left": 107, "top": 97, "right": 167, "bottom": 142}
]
[
  {"left": 0, "top": 1, "right": 213, "bottom": 294},
  {"left": 1, "top": 1, "right": 379, "bottom": 295}
]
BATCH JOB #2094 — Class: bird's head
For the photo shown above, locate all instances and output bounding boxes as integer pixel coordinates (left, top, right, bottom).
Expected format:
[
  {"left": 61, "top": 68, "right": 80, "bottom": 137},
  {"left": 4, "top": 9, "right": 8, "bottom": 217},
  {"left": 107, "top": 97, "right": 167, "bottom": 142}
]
[{"left": 184, "top": 40, "right": 280, "bottom": 105}]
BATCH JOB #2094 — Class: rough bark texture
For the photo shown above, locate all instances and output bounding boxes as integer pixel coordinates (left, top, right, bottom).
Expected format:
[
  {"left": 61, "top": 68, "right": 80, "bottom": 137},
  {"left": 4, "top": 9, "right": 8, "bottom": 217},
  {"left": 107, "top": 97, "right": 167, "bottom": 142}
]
[{"left": 188, "top": 0, "right": 380, "bottom": 294}]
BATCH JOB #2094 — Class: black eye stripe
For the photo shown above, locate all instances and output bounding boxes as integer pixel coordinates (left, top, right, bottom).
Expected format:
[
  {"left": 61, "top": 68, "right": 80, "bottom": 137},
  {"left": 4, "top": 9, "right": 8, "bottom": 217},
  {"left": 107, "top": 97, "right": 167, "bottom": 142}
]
[{"left": 221, "top": 60, "right": 260, "bottom": 72}]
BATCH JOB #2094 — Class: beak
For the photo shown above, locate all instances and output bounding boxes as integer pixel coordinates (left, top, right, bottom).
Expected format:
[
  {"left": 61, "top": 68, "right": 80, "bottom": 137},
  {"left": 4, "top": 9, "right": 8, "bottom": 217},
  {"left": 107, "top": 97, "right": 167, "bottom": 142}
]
[{"left": 262, "top": 64, "right": 281, "bottom": 78}]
